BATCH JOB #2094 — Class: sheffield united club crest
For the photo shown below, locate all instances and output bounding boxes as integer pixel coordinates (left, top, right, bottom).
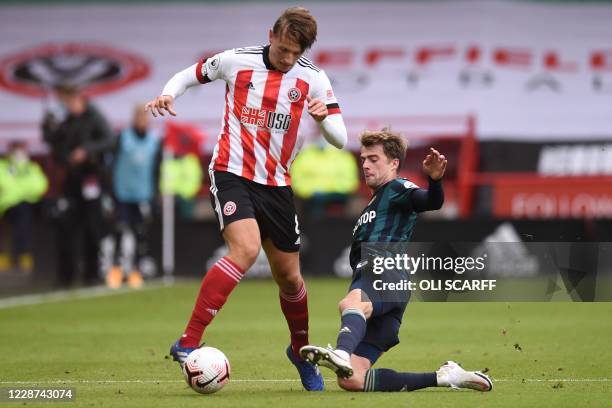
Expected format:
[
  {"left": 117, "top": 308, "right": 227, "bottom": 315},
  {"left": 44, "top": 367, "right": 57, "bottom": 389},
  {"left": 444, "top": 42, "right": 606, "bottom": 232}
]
[{"left": 287, "top": 87, "right": 301, "bottom": 103}]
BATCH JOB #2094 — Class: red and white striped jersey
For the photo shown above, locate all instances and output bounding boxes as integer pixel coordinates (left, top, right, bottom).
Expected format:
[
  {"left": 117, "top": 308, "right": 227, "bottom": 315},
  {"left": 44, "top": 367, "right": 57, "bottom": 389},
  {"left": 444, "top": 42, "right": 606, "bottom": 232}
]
[{"left": 196, "top": 45, "right": 342, "bottom": 186}]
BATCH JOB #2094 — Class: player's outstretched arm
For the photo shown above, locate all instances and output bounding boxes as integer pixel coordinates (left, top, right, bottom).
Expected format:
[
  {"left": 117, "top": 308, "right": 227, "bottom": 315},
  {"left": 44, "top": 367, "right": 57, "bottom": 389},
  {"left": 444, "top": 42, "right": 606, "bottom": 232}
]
[
  {"left": 145, "top": 63, "right": 201, "bottom": 117},
  {"left": 410, "top": 177, "right": 444, "bottom": 212}
]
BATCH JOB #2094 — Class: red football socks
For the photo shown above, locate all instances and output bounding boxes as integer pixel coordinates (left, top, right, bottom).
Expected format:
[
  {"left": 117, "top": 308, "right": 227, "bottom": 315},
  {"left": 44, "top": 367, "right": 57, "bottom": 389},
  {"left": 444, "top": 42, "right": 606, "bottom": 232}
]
[
  {"left": 279, "top": 282, "right": 309, "bottom": 360},
  {"left": 180, "top": 257, "right": 245, "bottom": 348}
]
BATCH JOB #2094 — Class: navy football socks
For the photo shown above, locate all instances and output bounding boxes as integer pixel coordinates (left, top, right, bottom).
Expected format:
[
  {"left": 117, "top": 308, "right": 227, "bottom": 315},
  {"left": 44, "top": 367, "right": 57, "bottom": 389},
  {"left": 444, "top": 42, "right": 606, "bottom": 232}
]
[
  {"left": 364, "top": 368, "right": 437, "bottom": 392},
  {"left": 335, "top": 308, "right": 367, "bottom": 355}
]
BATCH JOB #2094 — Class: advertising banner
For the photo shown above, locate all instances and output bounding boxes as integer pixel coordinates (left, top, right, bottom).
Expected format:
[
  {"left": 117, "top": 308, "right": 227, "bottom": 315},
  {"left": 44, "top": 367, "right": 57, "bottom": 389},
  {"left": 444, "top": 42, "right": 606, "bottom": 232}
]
[{"left": 1, "top": 0, "right": 611, "bottom": 152}]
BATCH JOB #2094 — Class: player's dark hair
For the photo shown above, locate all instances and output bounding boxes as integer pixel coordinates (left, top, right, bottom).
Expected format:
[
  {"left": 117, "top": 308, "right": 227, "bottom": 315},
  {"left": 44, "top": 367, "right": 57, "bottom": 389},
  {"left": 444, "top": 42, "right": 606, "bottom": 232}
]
[
  {"left": 273, "top": 7, "right": 318, "bottom": 51},
  {"left": 360, "top": 128, "right": 408, "bottom": 171}
]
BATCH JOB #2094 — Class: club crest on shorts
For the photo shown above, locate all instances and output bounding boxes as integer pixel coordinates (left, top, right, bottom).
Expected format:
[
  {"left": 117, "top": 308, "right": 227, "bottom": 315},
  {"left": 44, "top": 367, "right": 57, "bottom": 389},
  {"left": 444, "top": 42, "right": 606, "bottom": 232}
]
[
  {"left": 223, "top": 201, "right": 237, "bottom": 216},
  {"left": 288, "top": 87, "right": 301, "bottom": 102}
]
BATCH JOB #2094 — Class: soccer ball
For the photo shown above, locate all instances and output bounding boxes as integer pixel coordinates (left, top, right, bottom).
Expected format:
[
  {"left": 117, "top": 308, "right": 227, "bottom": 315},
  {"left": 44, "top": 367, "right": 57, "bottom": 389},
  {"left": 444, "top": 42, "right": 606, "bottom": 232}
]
[{"left": 182, "top": 347, "right": 231, "bottom": 394}]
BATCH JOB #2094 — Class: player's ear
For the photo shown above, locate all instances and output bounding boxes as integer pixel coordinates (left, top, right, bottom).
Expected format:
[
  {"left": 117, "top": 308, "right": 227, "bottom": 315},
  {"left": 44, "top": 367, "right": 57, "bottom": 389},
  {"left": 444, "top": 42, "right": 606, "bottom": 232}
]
[
  {"left": 390, "top": 158, "right": 399, "bottom": 173},
  {"left": 268, "top": 29, "right": 275, "bottom": 43}
]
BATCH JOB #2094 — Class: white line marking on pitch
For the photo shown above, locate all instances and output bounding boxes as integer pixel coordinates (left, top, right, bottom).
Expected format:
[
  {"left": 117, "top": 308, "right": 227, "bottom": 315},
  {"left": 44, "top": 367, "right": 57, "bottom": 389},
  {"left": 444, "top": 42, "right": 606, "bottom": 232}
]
[
  {"left": 0, "top": 278, "right": 174, "bottom": 310},
  {"left": 0, "top": 379, "right": 610, "bottom": 385}
]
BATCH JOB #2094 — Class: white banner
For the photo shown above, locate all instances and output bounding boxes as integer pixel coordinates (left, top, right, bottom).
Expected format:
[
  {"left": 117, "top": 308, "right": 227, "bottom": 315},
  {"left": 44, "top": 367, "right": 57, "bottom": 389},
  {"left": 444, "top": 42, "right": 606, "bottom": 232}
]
[{"left": 0, "top": 1, "right": 611, "bottom": 150}]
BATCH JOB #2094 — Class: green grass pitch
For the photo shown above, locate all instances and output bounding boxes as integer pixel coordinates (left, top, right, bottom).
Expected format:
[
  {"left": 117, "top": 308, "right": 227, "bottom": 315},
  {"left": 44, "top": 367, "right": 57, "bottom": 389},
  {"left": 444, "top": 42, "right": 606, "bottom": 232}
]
[{"left": 1, "top": 278, "right": 611, "bottom": 407}]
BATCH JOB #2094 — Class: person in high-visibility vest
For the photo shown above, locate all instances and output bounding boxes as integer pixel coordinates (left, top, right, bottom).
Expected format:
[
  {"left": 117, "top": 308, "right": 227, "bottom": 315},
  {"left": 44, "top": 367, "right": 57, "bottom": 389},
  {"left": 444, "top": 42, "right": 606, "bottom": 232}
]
[
  {"left": 0, "top": 140, "right": 48, "bottom": 273},
  {"left": 159, "top": 154, "right": 203, "bottom": 201},
  {"left": 291, "top": 138, "right": 359, "bottom": 217}
]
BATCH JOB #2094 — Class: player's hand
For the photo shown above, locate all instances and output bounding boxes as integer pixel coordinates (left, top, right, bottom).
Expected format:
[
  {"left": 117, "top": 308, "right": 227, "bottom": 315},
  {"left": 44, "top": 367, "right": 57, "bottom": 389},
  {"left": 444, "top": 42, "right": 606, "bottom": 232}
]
[
  {"left": 306, "top": 95, "right": 327, "bottom": 122},
  {"left": 145, "top": 95, "right": 177, "bottom": 118},
  {"left": 422, "top": 147, "right": 447, "bottom": 181}
]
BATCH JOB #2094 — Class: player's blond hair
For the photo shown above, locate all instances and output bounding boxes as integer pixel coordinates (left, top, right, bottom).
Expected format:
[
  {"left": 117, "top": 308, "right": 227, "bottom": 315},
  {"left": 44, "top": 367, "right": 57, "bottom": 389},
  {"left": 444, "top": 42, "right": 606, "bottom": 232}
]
[
  {"left": 360, "top": 128, "right": 408, "bottom": 170},
  {"left": 273, "top": 7, "right": 318, "bottom": 51}
]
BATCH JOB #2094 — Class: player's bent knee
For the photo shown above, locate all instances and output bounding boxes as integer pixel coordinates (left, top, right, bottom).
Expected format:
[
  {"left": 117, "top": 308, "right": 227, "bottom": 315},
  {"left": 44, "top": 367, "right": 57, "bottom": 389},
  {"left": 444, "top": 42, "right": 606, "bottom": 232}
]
[
  {"left": 265, "top": 248, "right": 302, "bottom": 293},
  {"left": 338, "top": 295, "right": 359, "bottom": 312},
  {"left": 227, "top": 242, "right": 260, "bottom": 269},
  {"left": 338, "top": 295, "right": 370, "bottom": 316},
  {"left": 276, "top": 273, "right": 302, "bottom": 291},
  {"left": 337, "top": 375, "right": 365, "bottom": 392},
  {"left": 361, "top": 301, "right": 373, "bottom": 317},
  {"left": 338, "top": 298, "right": 350, "bottom": 313},
  {"left": 272, "top": 268, "right": 303, "bottom": 294},
  {"left": 223, "top": 220, "right": 262, "bottom": 268}
]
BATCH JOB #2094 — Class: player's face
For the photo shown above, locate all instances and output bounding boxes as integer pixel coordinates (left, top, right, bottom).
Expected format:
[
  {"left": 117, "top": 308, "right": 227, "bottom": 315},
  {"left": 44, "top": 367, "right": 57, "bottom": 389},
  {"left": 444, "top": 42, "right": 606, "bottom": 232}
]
[
  {"left": 360, "top": 144, "right": 399, "bottom": 189},
  {"left": 268, "top": 29, "right": 304, "bottom": 73}
]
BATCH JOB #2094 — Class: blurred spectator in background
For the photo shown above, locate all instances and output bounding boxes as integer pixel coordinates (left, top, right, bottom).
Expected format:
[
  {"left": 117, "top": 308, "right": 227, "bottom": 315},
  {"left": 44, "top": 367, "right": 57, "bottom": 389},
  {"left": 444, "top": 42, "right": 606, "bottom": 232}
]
[
  {"left": 42, "top": 83, "right": 114, "bottom": 287},
  {"left": 291, "top": 138, "right": 359, "bottom": 218},
  {"left": 159, "top": 155, "right": 203, "bottom": 200},
  {"left": 106, "top": 103, "right": 161, "bottom": 289},
  {"left": 160, "top": 122, "right": 205, "bottom": 219},
  {"left": 0, "top": 141, "right": 48, "bottom": 274}
]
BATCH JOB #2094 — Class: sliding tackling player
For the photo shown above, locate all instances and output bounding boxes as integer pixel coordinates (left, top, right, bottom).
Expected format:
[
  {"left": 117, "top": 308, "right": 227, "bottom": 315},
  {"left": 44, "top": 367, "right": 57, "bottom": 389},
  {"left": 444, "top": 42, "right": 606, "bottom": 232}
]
[{"left": 301, "top": 129, "right": 492, "bottom": 393}]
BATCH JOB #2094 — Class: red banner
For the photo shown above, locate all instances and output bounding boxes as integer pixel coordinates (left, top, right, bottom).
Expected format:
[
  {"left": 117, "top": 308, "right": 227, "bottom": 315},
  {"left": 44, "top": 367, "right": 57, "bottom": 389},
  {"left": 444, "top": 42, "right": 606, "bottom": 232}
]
[{"left": 492, "top": 176, "right": 612, "bottom": 219}]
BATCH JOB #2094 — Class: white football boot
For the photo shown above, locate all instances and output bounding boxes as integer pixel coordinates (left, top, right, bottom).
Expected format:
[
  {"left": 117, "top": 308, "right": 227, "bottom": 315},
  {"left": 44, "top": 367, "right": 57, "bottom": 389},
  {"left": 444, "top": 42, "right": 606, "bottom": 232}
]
[
  {"left": 300, "top": 345, "right": 354, "bottom": 378},
  {"left": 436, "top": 361, "right": 492, "bottom": 391}
]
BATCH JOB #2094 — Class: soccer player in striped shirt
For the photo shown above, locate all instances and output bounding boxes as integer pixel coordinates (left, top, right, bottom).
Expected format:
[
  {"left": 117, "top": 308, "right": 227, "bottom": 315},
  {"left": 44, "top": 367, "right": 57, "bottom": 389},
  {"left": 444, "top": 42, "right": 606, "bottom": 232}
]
[
  {"left": 301, "top": 129, "right": 492, "bottom": 393},
  {"left": 145, "top": 7, "right": 347, "bottom": 391}
]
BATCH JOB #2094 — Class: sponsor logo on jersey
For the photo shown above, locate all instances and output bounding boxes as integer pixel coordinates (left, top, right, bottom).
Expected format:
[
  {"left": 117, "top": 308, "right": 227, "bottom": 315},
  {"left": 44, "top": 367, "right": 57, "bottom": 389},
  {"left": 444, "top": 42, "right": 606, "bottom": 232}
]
[
  {"left": 240, "top": 106, "right": 291, "bottom": 131},
  {"left": 326, "top": 89, "right": 334, "bottom": 99},
  {"left": 223, "top": 201, "right": 237, "bottom": 216},
  {"left": 0, "top": 42, "right": 150, "bottom": 98},
  {"left": 353, "top": 210, "right": 377, "bottom": 235},
  {"left": 287, "top": 87, "right": 302, "bottom": 102}
]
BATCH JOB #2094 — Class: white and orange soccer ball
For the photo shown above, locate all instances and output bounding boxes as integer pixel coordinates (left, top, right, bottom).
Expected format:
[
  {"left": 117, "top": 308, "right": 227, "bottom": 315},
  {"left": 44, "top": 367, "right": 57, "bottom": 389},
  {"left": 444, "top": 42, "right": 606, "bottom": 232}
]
[{"left": 182, "top": 347, "right": 231, "bottom": 394}]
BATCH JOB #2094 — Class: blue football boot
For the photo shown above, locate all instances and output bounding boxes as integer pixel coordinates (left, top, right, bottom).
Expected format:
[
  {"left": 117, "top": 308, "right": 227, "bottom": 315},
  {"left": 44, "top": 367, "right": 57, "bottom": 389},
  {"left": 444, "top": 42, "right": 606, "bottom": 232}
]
[{"left": 286, "top": 345, "right": 324, "bottom": 391}]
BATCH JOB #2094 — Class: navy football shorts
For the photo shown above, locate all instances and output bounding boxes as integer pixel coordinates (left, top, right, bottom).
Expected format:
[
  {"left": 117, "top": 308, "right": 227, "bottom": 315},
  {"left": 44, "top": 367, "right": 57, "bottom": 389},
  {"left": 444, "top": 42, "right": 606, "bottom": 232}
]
[{"left": 349, "top": 261, "right": 410, "bottom": 364}]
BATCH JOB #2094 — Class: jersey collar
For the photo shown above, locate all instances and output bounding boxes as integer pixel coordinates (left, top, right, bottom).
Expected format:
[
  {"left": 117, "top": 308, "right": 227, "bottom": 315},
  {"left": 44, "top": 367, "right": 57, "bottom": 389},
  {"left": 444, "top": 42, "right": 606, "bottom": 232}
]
[
  {"left": 372, "top": 178, "right": 396, "bottom": 196},
  {"left": 262, "top": 45, "right": 276, "bottom": 71}
]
